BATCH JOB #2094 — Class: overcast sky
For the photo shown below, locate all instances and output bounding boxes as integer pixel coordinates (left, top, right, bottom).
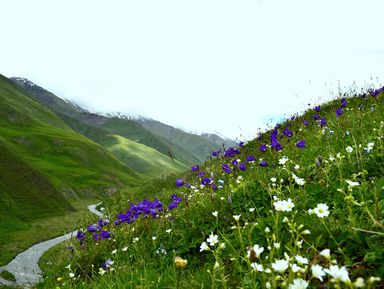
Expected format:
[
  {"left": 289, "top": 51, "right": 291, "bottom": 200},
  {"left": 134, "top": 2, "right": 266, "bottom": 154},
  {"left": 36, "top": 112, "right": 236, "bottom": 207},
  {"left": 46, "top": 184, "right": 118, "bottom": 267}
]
[{"left": 1, "top": 0, "right": 384, "bottom": 139}]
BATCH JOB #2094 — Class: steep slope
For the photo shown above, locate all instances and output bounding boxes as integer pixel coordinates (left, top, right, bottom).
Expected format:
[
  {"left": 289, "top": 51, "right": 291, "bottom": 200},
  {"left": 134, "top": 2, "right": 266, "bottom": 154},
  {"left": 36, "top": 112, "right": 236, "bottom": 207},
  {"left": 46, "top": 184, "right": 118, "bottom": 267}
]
[
  {"left": 10, "top": 77, "right": 202, "bottom": 165},
  {"left": 58, "top": 113, "right": 189, "bottom": 177},
  {"left": 135, "top": 117, "right": 235, "bottom": 161},
  {"left": 0, "top": 74, "right": 143, "bottom": 199}
]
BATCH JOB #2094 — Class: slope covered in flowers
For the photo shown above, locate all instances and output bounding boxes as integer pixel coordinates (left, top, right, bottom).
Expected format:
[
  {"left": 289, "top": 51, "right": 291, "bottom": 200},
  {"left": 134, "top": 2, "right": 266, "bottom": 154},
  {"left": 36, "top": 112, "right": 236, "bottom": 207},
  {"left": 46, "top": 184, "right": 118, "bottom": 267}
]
[{"left": 39, "top": 88, "right": 384, "bottom": 288}]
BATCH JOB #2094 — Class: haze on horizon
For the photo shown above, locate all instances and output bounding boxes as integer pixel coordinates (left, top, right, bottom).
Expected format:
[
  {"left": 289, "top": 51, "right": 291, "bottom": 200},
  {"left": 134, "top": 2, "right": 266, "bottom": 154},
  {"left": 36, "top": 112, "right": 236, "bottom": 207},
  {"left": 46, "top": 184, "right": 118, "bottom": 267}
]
[{"left": 1, "top": 0, "right": 384, "bottom": 140}]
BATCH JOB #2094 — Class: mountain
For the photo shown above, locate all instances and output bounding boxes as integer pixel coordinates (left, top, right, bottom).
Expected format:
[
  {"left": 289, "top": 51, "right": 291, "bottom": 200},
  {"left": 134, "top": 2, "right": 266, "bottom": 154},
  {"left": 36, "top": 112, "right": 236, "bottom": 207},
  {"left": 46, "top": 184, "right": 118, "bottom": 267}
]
[
  {"left": 10, "top": 77, "right": 232, "bottom": 165},
  {"left": 135, "top": 117, "right": 236, "bottom": 162},
  {"left": 1, "top": 74, "right": 144, "bottom": 199},
  {"left": 10, "top": 77, "right": 193, "bottom": 174},
  {"left": 200, "top": 132, "right": 237, "bottom": 148}
]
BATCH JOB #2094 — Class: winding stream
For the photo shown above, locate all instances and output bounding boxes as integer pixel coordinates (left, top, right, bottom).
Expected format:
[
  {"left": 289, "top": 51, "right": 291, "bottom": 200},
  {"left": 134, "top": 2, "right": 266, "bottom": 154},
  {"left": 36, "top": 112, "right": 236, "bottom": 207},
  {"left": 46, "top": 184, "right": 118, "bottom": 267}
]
[{"left": 0, "top": 203, "right": 103, "bottom": 287}]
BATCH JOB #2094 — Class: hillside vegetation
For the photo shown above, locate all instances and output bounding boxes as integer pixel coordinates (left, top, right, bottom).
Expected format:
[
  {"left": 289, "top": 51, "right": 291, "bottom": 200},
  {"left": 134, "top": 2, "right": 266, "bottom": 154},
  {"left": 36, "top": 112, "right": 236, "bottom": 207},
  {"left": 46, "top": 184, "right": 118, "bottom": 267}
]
[
  {"left": 38, "top": 87, "right": 384, "bottom": 288},
  {"left": 0, "top": 74, "right": 144, "bottom": 265}
]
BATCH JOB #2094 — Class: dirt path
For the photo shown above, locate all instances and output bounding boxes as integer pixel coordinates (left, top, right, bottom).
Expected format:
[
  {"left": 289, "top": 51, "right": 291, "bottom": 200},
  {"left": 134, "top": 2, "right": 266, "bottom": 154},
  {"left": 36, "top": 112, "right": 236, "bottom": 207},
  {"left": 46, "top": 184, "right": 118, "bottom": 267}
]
[{"left": 0, "top": 204, "right": 103, "bottom": 288}]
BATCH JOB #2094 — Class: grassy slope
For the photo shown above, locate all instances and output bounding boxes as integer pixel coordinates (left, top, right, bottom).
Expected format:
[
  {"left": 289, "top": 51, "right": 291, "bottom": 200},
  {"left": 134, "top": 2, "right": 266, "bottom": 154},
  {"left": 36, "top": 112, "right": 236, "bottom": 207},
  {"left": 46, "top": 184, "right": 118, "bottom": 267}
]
[
  {"left": 136, "top": 118, "right": 235, "bottom": 161},
  {"left": 0, "top": 74, "right": 143, "bottom": 196},
  {"left": 38, "top": 90, "right": 384, "bottom": 288},
  {"left": 0, "top": 74, "right": 144, "bottom": 265},
  {"left": 58, "top": 113, "right": 188, "bottom": 178}
]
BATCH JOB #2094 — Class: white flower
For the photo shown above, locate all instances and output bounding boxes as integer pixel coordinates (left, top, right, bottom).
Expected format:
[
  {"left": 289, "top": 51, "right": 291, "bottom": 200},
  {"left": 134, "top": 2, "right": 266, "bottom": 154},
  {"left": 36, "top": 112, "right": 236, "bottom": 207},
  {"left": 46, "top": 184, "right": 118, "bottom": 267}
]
[
  {"left": 274, "top": 243, "right": 281, "bottom": 249},
  {"left": 265, "top": 227, "right": 270, "bottom": 233},
  {"left": 324, "top": 265, "right": 350, "bottom": 283},
  {"left": 233, "top": 214, "right": 241, "bottom": 221},
  {"left": 214, "top": 261, "right": 220, "bottom": 269},
  {"left": 295, "top": 255, "right": 308, "bottom": 265},
  {"left": 249, "top": 208, "right": 255, "bottom": 212},
  {"left": 292, "top": 173, "right": 305, "bottom": 186},
  {"left": 251, "top": 262, "right": 264, "bottom": 272},
  {"left": 248, "top": 244, "right": 264, "bottom": 259},
  {"left": 294, "top": 164, "right": 300, "bottom": 170},
  {"left": 313, "top": 203, "right": 330, "bottom": 218},
  {"left": 166, "top": 229, "right": 172, "bottom": 234},
  {"left": 133, "top": 237, "right": 139, "bottom": 243},
  {"left": 270, "top": 177, "right": 277, "bottom": 183},
  {"left": 207, "top": 233, "right": 219, "bottom": 246},
  {"left": 291, "top": 263, "right": 302, "bottom": 273},
  {"left": 311, "top": 264, "right": 325, "bottom": 281},
  {"left": 368, "top": 277, "right": 381, "bottom": 283},
  {"left": 274, "top": 198, "right": 295, "bottom": 212},
  {"left": 65, "top": 264, "right": 71, "bottom": 270},
  {"left": 320, "top": 249, "right": 330, "bottom": 260},
  {"left": 354, "top": 277, "right": 365, "bottom": 288},
  {"left": 302, "top": 229, "right": 311, "bottom": 235},
  {"left": 98, "top": 268, "right": 106, "bottom": 275},
  {"left": 266, "top": 282, "right": 271, "bottom": 289},
  {"left": 212, "top": 211, "right": 218, "bottom": 217},
  {"left": 288, "top": 278, "right": 309, "bottom": 289},
  {"left": 122, "top": 246, "right": 128, "bottom": 252},
  {"left": 152, "top": 236, "right": 157, "bottom": 241},
  {"left": 283, "top": 216, "right": 289, "bottom": 223},
  {"left": 345, "top": 180, "right": 360, "bottom": 188},
  {"left": 219, "top": 242, "right": 226, "bottom": 249},
  {"left": 112, "top": 249, "right": 117, "bottom": 254},
  {"left": 346, "top": 146, "right": 354, "bottom": 153},
  {"left": 279, "top": 156, "right": 289, "bottom": 165},
  {"left": 272, "top": 259, "right": 289, "bottom": 273},
  {"left": 200, "top": 241, "right": 209, "bottom": 252},
  {"left": 69, "top": 272, "right": 75, "bottom": 278}
]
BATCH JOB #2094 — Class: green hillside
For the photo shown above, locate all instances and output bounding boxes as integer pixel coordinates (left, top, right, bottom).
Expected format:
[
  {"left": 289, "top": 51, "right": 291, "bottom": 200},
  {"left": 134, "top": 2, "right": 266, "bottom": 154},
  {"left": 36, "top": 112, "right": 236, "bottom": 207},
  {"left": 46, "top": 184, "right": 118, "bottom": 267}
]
[
  {"left": 39, "top": 88, "right": 384, "bottom": 288},
  {"left": 0, "top": 74, "right": 143, "bottom": 197},
  {"left": 136, "top": 117, "right": 234, "bottom": 161},
  {"left": 58, "top": 113, "right": 189, "bottom": 177}
]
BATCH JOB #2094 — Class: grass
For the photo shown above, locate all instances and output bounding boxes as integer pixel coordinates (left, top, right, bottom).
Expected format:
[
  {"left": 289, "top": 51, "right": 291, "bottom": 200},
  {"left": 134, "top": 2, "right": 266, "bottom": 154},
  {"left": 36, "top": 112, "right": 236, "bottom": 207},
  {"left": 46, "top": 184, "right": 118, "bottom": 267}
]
[
  {"left": 0, "top": 74, "right": 146, "bottom": 265},
  {"left": 36, "top": 88, "right": 384, "bottom": 288}
]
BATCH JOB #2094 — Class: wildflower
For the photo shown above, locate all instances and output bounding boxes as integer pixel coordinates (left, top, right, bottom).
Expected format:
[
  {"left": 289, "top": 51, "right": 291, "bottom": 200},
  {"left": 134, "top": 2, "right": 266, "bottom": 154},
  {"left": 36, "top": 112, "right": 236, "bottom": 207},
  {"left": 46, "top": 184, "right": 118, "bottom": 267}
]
[
  {"left": 314, "top": 105, "right": 321, "bottom": 112},
  {"left": 207, "top": 233, "right": 219, "bottom": 247},
  {"left": 368, "top": 277, "right": 381, "bottom": 283},
  {"left": 311, "top": 264, "right": 325, "bottom": 281},
  {"left": 233, "top": 214, "right": 241, "bottom": 221},
  {"left": 152, "top": 236, "right": 157, "bottom": 241},
  {"left": 212, "top": 211, "right": 218, "bottom": 217},
  {"left": 259, "top": 144, "right": 267, "bottom": 152},
  {"left": 294, "top": 164, "right": 300, "bottom": 170},
  {"left": 249, "top": 208, "right": 255, "bottom": 212},
  {"left": 313, "top": 203, "right": 330, "bottom": 218},
  {"left": 87, "top": 225, "right": 98, "bottom": 233},
  {"left": 251, "top": 262, "right": 264, "bottom": 272},
  {"left": 174, "top": 256, "right": 188, "bottom": 269},
  {"left": 302, "top": 229, "right": 311, "bottom": 235},
  {"left": 336, "top": 107, "right": 344, "bottom": 117},
  {"left": 102, "top": 259, "right": 114, "bottom": 270},
  {"left": 320, "top": 249, "right": 331, "bottom": 260},
  {"left": 345, "top": 146, "right": 353, "bottom": 153},
  {"left": 266, "top": 281, "right": 271, "bottom": 288},
  {"left": 272, "top": 259, "right": 289, "bottom": 273},
  {"left": 354, "top": 277, "right": 365, "bottom": 288},
  {"left": 295, "top": 139, "right": 306, "bottom": 149},
  {"left": 100, "top": 230, "right": 110, "bottom": 240},
  {"left": 265, "top": 227, "right": 270, "bottom": 233},
  {"left": 176, "top": 179, "right": 185, "bottom": 187},
  {"left": 345, "top": 180, "right": 360, "bottom": 188},
  {"left": 133, "top": 237, "right": 139, "bottom": 243},
  {"left": 274, "top": 243, "right": 281, "bottom": 249},
  {"left": 111, "top": 249, "right": 117, "bottom": 254},
  {"left": 259, "top": 160, "right": 268, "bottom": 167},
  {"left": 219, "top": 242, "right": 225, "bottom": 249},
  {"left": 122, "top": 247, "right": 128, "bottom": 252},
  {"left": 69, "top": 272, "right": 75, "bottom": 278},
  {"left": 214, "top": 261, "right": 220, "bottom": 269},
  {"left": 324, "top": 265, "right": 350, "bottom": 283},
  {"left": 248, "top": 244, "right": 264, "bottom": 260},
  {"left": 320, "top": 118, "right": 328, "bottom": 126},
  {"left": 288, "top": 278, "right": 309, "bottom": 289},
  {"left": 201, "top": 178, "right": 212, "bottom": 186},
  {"left": 98, "top": 268, "right": 106, "bottom": 275},
  {"left": 191, "top": 164, "right": 200, "bottom": 171},
  {"left": 222, "top": 163, "right": 232, "bottom": 174},
  {"left": 279, "top": 156, "right": 289, "bottom": 165},
  {"left": 295, "top": 255, "right": 309, "bottom": 265},
  {"left": 274, "top": 198, "right": 295, "bottom": 212},
  {"left": 239, "top": 163, "right": 246, "bottom": 171},
  {"left": 76, "top": 231, "right": 85, "bottom": 242},
  {"left": 200, "top": 241, "right": 209, "bottom": 252},
  {"left": 329, "top": 155, "right": 335, "bottom": 161},
  {"left": 56, "top": 277, "right": 62, "bottom": 281},
  {"left": 246, "top": 155, "right": 256, "bottom": 163},
  {"left": 283, "top": 128, "right": 293, "bottom": 137},
  {"left": 292, "top": 173, "right": 305, "bottom": 186},
  {"left": 291, "top": 263, "right": 303, "bottom": 273}
]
